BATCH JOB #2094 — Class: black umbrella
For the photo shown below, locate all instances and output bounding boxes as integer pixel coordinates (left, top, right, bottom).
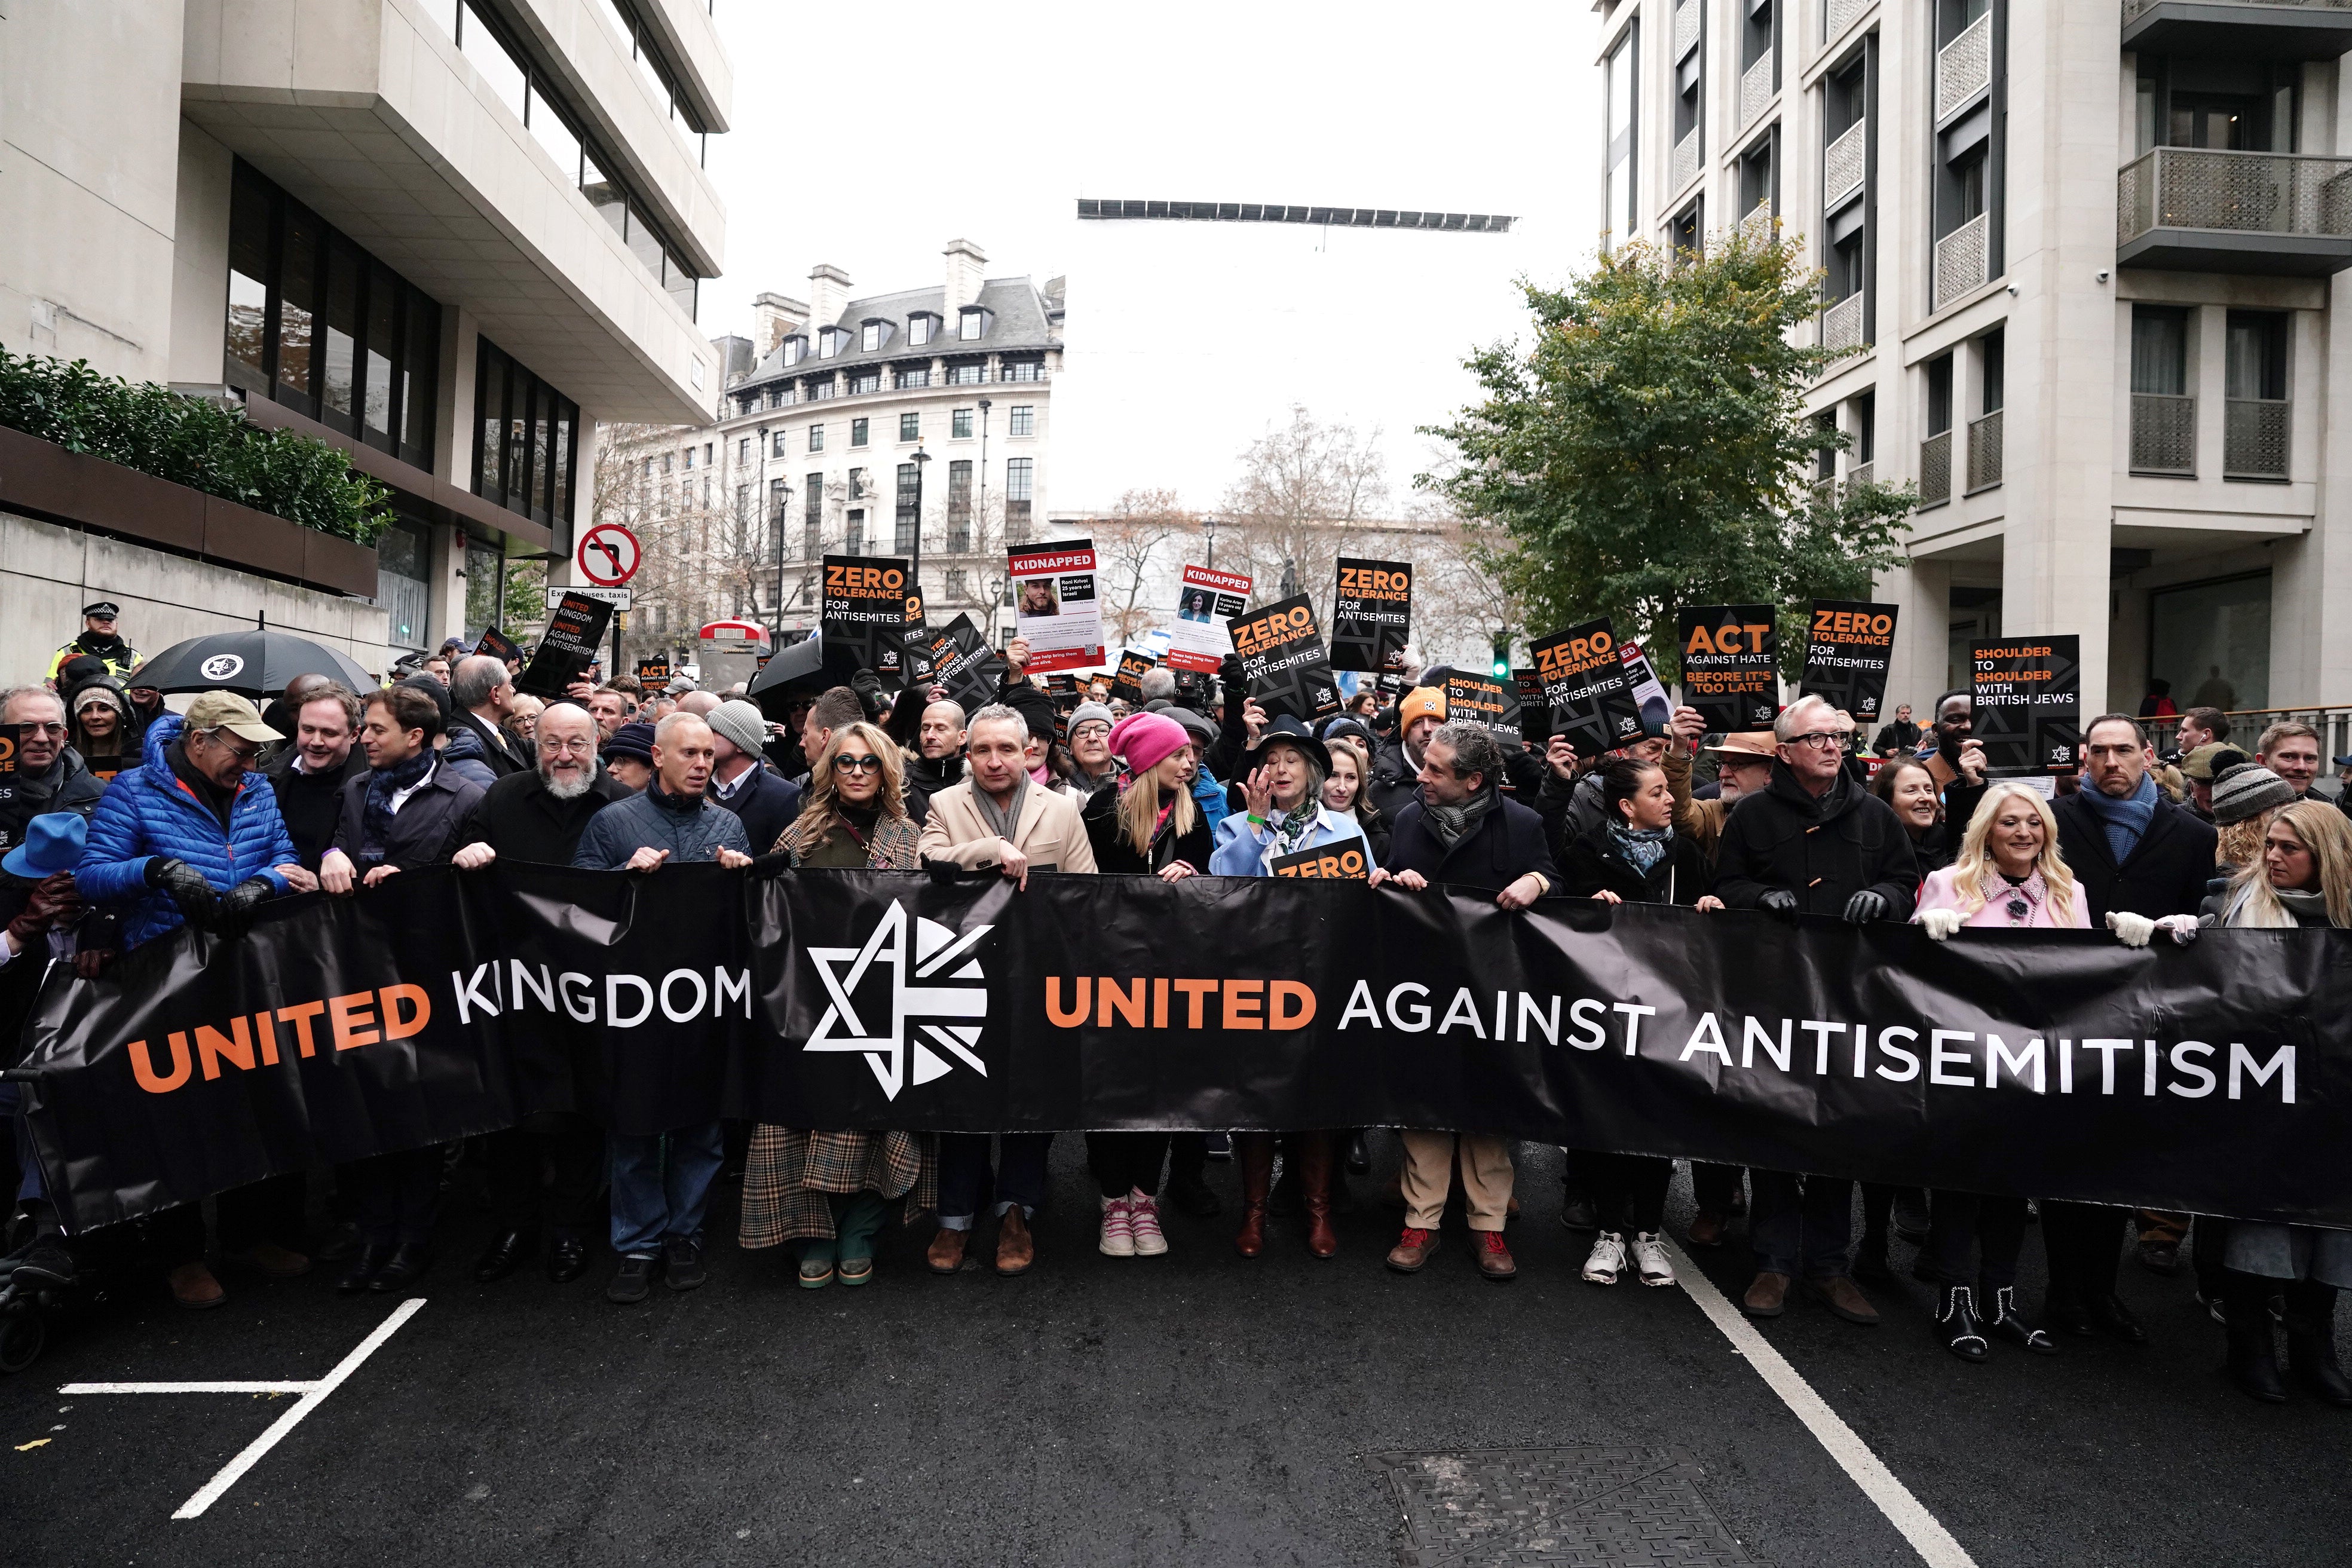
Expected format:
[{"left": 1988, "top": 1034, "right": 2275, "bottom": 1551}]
[
  {"left": 128, "top": 619, "right": 375, "bottom": 700},
  {"left": 745, "top": 633, "right": 837, "bottom": 721}
]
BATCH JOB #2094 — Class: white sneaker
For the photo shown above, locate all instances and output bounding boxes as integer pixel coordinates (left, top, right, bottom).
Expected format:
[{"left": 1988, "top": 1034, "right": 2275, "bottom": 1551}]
[
  {"left": 1127, "top": 1189, "right": 1168, "bottom": 1257},
  {"left": 1582, "top": 1230, "right": 1627, "bottom": 1285},
  {"left": 1098, "top": 1194, "right": 1135, "bottom": 1257},
  {"left": 1631, "top": 1232, "right": 1676, "bottom": 1287}
]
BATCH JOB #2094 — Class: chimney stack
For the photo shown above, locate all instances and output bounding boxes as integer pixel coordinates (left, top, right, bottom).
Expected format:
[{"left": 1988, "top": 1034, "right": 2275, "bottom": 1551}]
[
  {"left": 751, "top": 291, "right": 808, "bottom": 360},
  {"left": 942, "top": 238, "right": 987, "bottom": 315},
  {"left": 807, "top": 265, "right": 852, "bottom": 342}
]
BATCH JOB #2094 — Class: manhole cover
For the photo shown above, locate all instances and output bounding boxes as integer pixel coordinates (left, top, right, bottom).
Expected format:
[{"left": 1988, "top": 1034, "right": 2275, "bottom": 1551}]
[{"left": 1370, "top": 1446, "right": 1757, "bottom": 1567}]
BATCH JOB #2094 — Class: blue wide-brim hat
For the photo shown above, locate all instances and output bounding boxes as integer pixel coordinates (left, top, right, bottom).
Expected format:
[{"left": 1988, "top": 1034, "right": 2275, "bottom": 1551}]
[{"left": 3, "top": 811, "right": 89, "bottom": 880}]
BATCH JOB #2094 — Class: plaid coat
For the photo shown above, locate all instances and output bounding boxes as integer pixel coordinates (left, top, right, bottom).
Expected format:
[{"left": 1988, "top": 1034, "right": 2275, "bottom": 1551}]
[{"left": 738, "top": 806, "right": 935, "bottom": 1248}]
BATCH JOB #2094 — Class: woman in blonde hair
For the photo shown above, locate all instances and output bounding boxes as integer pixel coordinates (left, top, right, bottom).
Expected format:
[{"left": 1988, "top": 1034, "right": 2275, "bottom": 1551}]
[
  {"left": 2198, "top": 801, "right": 2352, "bottom": 1405},
  {"left": 1909, "top": 782, "right": 2083, "bottom": 1361},
  {"left": 738, "top": 721, "right": 935, "bottom": 1288}
]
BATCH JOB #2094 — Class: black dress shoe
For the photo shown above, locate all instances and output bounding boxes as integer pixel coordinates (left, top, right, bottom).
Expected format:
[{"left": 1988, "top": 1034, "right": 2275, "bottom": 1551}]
[
  {"left": 472, "top": 1229, "right": 537, "bottom": 1284},
  {"left": 2044, "top": 1295, "right": 2097, "bottom": 1337},
  {"left": 313, "top": 1220, "right": 365, "bottom": 1264},
  {"left": 546, "top": 1235, "right": 593, "bottom": 1284},
  {"left": 1166, "top": 1171, "right": 1223, "bottom": 1220},
  {"left": 369, "top": 1241, "right": 433, "bottom": 1293},
  {"left": 2087, "top": 1294, "right": 2148, "bottom": 1344},
  {"left": 1346, "top": 1132, "right": 1371, "bottom": 1175},
  {"left": 337, "top": 1242, "right": 390, "bottom": 1296}
]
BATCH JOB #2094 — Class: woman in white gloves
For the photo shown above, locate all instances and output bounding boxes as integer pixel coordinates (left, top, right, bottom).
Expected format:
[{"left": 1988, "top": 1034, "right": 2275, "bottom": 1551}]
[{"left": 1910, "top": 782, "right": 2082, "bottom": 1361}]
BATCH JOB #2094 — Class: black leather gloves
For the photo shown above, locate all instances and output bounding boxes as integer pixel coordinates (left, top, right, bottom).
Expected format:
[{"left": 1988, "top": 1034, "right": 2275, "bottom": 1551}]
[
  {"left": 212, "top": 877, "right": 276, "bottom": 938},
  {"left": 145, "top": 858, "right": 218, "bottom": 927},
  {"left": 1758, "top": 889, "right": 1799, "bottom": 920},
  {"left": 1842, "top": 890, "right": 1889, "bottom": 925}
]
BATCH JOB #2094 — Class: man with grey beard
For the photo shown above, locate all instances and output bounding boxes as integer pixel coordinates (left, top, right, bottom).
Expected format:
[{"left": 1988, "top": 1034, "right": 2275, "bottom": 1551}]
[{"left": 450, "top": 700, "right": 628, "bottom": 1284}]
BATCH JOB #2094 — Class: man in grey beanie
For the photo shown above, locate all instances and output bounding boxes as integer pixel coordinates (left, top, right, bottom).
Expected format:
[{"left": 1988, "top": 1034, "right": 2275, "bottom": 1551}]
[
  {"left": 1066, "top": 700, "right": 1119, "bottom": 797},
  {"left": 706, "top": 697, "right": 801, "bottom": 852}
]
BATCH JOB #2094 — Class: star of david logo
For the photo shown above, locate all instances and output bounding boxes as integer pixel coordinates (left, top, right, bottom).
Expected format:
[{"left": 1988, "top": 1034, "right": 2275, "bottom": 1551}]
[{"left": 804, "top": 902, "right": 991, "bottom": 1100}]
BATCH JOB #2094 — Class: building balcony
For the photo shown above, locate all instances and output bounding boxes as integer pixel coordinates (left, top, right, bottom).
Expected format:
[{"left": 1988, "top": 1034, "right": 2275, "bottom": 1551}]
[
  {"left": 1825, "top": 0, "right": 1872, "bottom": 45},
  {"left": 1966, "top": 409, "right": 2003, "bottom": 493},
  {"left": 1935, "top": 10, "right": 1992, "bottom": 125},
  {"left": 2131, "top": 392, "right": 2197, "bottom": 475},
  {"left": 2121, "top": 0, "right": 2352, "bottom": 62},
  {"left": 1824, "top": 118, "right": 1867, "bottom": 210},
  {"left": 1933, "top": 212, "right": 1990, "bottom": 305},
  {"left": 2225, "top": 396, "right": 2291, "bottom": 479},
  {"left": 1740, "top": 51, "right": 1776, "bottom": 129},
  {"left": 1674, "top": 0, "right": 1700, "bottom": 60},
  {"left": 1741, "top": 201, "right": 1775, "bottom": 243},
  {"left": 2117, "top": 148, "right": 2352, "bottom": 275},
  {"left": 1920, "top": 431, "right": 1953, "bottom": 507},
  {"left": 1673, "top": 127, "right": 1701, "bottom": 192},
  {"left": 1847, "top": 460, "right": 1874, "bottom": 488},
  {"left": 1820, "top": 291, "right": 1866, "bottom": 351}
]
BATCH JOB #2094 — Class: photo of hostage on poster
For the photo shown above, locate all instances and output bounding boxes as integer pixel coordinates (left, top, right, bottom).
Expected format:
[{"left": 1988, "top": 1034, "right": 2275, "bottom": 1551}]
[
  {"left": 1231, "top": 593, "right": 1342, "bottom": 722},
  {"left": 1972, "top": 635, "right": 2082, "bottom": 773},
  {"left": 1533, "top": 618, "right": 1647, "bottom": 757},
  {"left": 1443, "top": 671, "right": 1520, "bottom": 746},
  {"left": 1800, "top": 600, "right": 1901, "bottom": 725},
  {"left": 1676, "top": 605, "right": 1781, "bottom": 734},
  {"left": 820, "top": 555, "right": 909, "bottom": 685},
  {"left": 1330, "top": 558, "right": 1413, "bottom": 673},
  {"left": 1007, "top": 541, "right": 1104, "bottom": 674},
  {"left": 1166, "top": 564, "right": 1253, "bottom": 672}
]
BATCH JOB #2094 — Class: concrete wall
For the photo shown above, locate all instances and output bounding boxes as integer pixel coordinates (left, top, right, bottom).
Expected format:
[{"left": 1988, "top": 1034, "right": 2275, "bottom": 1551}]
[
  {"left": 167, "top": 121, "right": 235, "bottom": 385},
  {"left": 0, "top": 510, "right": 393, "bottom": 685}
]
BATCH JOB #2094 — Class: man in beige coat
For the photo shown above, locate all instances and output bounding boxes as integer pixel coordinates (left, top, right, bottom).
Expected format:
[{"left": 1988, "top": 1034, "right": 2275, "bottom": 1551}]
[{"left": 915, "top": 703, "right": 1095, "bottom": 1276}]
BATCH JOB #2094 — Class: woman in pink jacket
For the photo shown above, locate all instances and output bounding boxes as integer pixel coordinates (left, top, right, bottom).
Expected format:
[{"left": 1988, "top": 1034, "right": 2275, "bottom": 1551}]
[{"left": 1909, "top": 782, "right": 2086, "bottom": 1362}]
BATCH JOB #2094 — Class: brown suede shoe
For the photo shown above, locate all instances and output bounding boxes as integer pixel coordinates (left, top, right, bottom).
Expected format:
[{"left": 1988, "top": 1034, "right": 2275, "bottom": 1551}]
[
  {"left": 1742, "top": 1270, "right": 1790, "bottom": 1318},
  {"left": 1475, "top": 1231, "right": 1518, "bottom": 1281},
  {"left": 994, "top": 1208, "right": 1036, "bottom": 1276},
  {"left": 169, "top": 1261, "right": 226, "bottom": 1309},
  {"left": 231, "top": 1243, "right": 311, "bottom": 1279},
  {"left": 927, "top": 1226, "right": 968, "bottom": 1275},
  {"left": 1386, "top": 1226, "right": 1438, "bottom": 1273},
  {"left": 1805, "top": 1274, "right": 1881, "bottom": 1325},
  {"left": 1686, "top": 1209, "right": 1728, "bottom": 1249}
]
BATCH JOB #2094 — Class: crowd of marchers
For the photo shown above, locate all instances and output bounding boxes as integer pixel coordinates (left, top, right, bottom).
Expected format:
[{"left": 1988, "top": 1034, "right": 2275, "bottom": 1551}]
[{"left": 2, "top": 602, "right": 2350, "bottom": 1408}]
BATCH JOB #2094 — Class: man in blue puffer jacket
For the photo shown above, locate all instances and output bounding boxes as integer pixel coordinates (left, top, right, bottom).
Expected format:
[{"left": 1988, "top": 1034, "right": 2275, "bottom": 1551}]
[{"left": 75, "top": 689, "right": 316, "bottom": 1308}]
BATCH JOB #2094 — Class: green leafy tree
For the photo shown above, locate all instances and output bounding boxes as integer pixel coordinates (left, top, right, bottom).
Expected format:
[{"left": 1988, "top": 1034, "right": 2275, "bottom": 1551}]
[{"left": 1420, "top": 228, "right": 1913, "bottom": 681}]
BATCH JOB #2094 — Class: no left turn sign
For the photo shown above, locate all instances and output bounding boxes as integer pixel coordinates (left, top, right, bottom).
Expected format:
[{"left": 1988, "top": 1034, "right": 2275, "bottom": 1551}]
[{"left": 576, "top": 522, "right": 642, "bottom": 587}]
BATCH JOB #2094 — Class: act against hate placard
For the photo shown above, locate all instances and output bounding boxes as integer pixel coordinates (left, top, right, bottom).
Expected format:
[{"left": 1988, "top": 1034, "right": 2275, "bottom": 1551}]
[{"left": 1676, "top": 605, "right": 1781, "bottom": 733}]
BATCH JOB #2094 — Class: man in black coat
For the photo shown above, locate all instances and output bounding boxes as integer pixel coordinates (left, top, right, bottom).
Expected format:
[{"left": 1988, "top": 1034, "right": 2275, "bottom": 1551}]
[
  {"left": 448, "top": 654, "right": 535, "bottom": 777},
  {"left": 449, "top": 699, "right": 626, "bottom": 1286},
  {"left": 1709, "top": 696, "right": 1918, "bottom": 1329},
  {"left": 705, "top": 699, "right": 801, "bottom": 852},
  {"left": 1370, "top": 720, "right": 1560, "bottom": 1285},
  {"left": 264, "top": 684, "right": 365, "bottom": 871},
  {"left": 2047, "top": 712, "right": 2218, "bottom": 1340}
]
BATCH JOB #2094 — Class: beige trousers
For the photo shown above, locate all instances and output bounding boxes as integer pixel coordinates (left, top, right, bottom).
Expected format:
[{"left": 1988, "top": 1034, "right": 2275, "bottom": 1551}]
[{"left": 1400, "top": 1131, "right": 1515, "bottom": 1232}]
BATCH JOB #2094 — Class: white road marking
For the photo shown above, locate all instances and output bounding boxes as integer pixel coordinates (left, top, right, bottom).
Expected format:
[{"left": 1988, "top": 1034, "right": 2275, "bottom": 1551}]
[
  {"left": 58, "top": 1297, "right": 426, "bottom": 1520},
  {"left": 1665, "top": 1239, "right": 1979, "bottom": 1568}
]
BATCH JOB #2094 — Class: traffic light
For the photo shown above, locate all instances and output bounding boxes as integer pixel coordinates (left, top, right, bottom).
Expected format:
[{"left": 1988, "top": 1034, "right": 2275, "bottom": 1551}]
[{"left": 1490, "top": 632, "right": 1511, "bottom": 681}]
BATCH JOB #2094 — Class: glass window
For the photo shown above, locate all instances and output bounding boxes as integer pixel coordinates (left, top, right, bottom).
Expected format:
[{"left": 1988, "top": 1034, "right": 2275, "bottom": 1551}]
[
  {"left": 626, "top": 201, "right": 663, "bottom": 279},
  {"left": 471, "top": 335, "right": 577, "bottom": 525},
  {"left": 226, "top": 170, "right": 271, "bottom": 382},
  {"left": 900, "top": 412, "right": 921, "bottom": 442},
  {"left": 2132, "top": 306, "right": 2189, "bottom": 396},
  {"left": 808, "top": 424, "right": 825, "bottom": 452},
  {"left": 277, "top": 207, "right": 319, "bottom": 401},
  {"left": 550, "top": 397, "right": 572, "bottom": 522},
  {"left": 460, "top": 1, "right": 528, "bottom": 120},
  {"left": 682, "top": 445, "right": 695, "bottom": 470},
  {"left": 909, "top": 314, "right": 934, "bottom": 347},
  {"left": 364, "top": 262, "right": 397, "bottom": 436},
  {"left": 819, "top": 328, "right": 843, "bottom": 359},
  {"left": 474, "top": 341, "right": 507, "bottom": 499},
  {"left": 1004, "top": 457, "right": 1034, "bottom": 502},
  {"left": 664, "top": 248, "right": 697, "bottom": 320},
  {"left": 526, "top": 82, "right": 582, "bottom": 181},
  {"left": 403, "top": 292, "right": 440, "bottom": 465},
  {"left": 953, "top": 408, "right": 973, "bottom": 439},
  {"left": 847, "top": 509, "right": 865, "bottom": 555},
  {"left": 850, "top": 417, "right": 869, "bottom": 446},
  {"left": 850, "top": 468, "right": 867, "bottom": 501},
  {"left": 771, "top": 430, "right": 787, "bottom": 458},
  {"left": 805, "top": 474, "right": 823, "bottom": 558},
  {"left": 1009, "top": 405, "right": 1034, "bottom": 437},
  {"left": 895, "top": 463, "right": 921, "bottom": 553},
  {"left": 738, "top": 436, "right": 751, "bottom": 464},
  {"left": 2227, "top": 311, "right": 2288, "bottom": 400},
  {"left": 958, "top": 308, "right": 985, "bottom": 341},
  {"left": 582, "top": 149, "right": 627, "bottom": 238},
  {"left": 860, "top": 321, "right": 883, "bottom": 351},
  {"left": 2151, "top": 573, "right": 2271, "bottom": 712},
  {"left": 947, "top": 458, "right": 973, "bottom": 550},
  {"left": 322, "top": 236, "right": 362, "bottom": 419}
]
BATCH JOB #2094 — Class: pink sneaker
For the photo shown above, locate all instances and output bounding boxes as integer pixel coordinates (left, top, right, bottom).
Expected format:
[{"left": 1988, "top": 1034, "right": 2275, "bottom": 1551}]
[
  {"left": 1128, "top": 1190, "right": 1168, "bottom": 1257},
  {"left": 1098, "top": 1193, "right": 1135, "bottom": 1257}
]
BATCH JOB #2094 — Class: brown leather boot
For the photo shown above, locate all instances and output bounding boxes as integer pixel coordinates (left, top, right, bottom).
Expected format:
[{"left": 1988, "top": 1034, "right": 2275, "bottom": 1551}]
[
  {"left": 1295, "top": 1132, "right": 1339, "bottom": 1259},
  {"left": 1233, "top": 1133, "right": 1276, "bottom": 1258},
  {"left": 994, "top": 1208, "right": 1036, "bottom": 1276},
  {"left": 927, "top": 1225, "right": 968, "bottom": 1275}
]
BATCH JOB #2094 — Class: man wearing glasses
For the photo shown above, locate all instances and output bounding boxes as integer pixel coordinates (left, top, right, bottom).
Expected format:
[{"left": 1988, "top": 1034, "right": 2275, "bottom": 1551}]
[
  {"left": 1711, "top": 693, "right": 1920, "bottom": 1328},
  {"left": 1064, "top": 700, "right": 1120, "bottom": 797},
  {"left": 451, "top": 701, "right": 632, "bottom": 1287},
  {"left": 0, "top": 686, "right": 108, "bottom": 855}
]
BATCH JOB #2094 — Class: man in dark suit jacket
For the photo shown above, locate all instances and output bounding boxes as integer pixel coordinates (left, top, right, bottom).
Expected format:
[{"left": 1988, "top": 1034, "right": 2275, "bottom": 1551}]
[
  {"left": 449, "top": 654, "right": 535, "bottom": 779},
  {"left": 1369, "top": 721, "right": 1559, "bottom": 1284}
]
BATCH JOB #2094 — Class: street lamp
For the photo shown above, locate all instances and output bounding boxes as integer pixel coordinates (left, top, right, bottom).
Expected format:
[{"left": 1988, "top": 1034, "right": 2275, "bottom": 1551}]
[
  {"left": 984, "top": 572, "right": 1005, "bottom": 646},
  {"left": 771, "top": 480, "right": 793, "bottom": 645},
  {"left": 977, "top": 397, "right": 994, "bottom": 543},
  {"left": 1202, "top": 514, "right": 1220, "bottom": 570},
  {"left": 908, "top": 444, "right": 931, "bottom": 611}
]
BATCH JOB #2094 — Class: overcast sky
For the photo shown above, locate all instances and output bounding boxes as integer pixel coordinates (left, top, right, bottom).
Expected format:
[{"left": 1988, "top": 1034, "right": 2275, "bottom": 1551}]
[{"left": 702, "top": 1, "right": 1603, "bottom": 516}]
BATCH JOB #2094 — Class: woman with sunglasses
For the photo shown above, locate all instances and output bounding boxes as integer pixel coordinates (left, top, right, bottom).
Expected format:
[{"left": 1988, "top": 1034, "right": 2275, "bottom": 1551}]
[{"left": 737, "top": 722, "right": 936, "bottom": 1289}]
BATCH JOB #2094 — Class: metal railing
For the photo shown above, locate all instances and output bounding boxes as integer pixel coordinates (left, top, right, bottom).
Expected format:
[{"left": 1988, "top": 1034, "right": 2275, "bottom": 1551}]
[
  {"left": 1741, "top": 200, "right": 1775, "bottom": 243},
  {"left": 1920, "top": 431, "right": 1953, "bottom": 506},
  {"left": 1826, "top": 0, "right": 1870, "bottom": 41},
  {"left": 1821, "top": 291, "right": 1865, "bottom": 351},
  {"left": 2118, "top": 146, "right": 2352, "bottom": 246},
  {"left": 2225, "top": 396, "right": 2291, "bottom": 479},
  {"left": 2131, "top": 392, "right": 2197, "bottom": 474},
  {"left": 1934, "top": 212, "right": 1989, "bottom": 306},
  {"left": 1965, "top": 409, "right": 2003, "bottom": 492},
  {"left": 1741, "top": 51, "right": 1776, "bottom": 128},
  {"left": 1824, "top": 118, "right": 1867, "bottom": 209},
  {"left": 1936, "top": 11, "right": 1992, "bottom": 123},
  {"left": 2146, "top": 708, "right": 2352, "bottom": 782},
  {"left": 1848, "top": 461, "right": 1874, "bottom": 488},
  {"left": 1674, "top": 0, "right": 1700, "bottom": 58},
  {"left": 1673, "top": 127, "right": 1701, "bottom": 191}
]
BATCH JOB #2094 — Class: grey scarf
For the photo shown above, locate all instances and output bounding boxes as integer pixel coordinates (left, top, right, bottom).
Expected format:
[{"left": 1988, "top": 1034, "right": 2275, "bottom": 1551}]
[
  {"left": 1425, "top": 786, "right": 1497, "bottom": 850},
  {"left": 973, "top": 774, "right": 1028, "bottom": 841}
]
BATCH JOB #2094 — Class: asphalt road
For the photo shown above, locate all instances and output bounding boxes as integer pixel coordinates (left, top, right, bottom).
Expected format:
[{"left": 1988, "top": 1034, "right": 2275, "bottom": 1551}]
[{"left": 3, "top": 1140, "right": 2348, "bottom": 1567}]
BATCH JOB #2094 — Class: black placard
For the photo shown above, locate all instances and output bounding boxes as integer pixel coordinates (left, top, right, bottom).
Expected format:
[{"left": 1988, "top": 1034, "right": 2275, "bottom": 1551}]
[
  {"left": 1972, "top": 635, "right": 2082, "bottom": 772},
  {"left": 908, "top": 615, "right": 1003, "bottom": 712},
  {"left": 1514, "top": 669, "right": 1550, "bottom": 743},
  {"left": 474, "top": 627, "right": 523, "bottom": 667},
  {"left": 516, "top": 593, "right": 614, "bottom": 698},
  {"left": 1443, "top": 673, "right": 1521, "bottom": 748},
  {"left": 1677, "top": 605, "right": 1781, "bottom": 733},
  {"left": 1801, "top": 600, "right": 1900, "bottom": 724},
  {"left": 820, "top": 555, "right": 909, "bottom": 684},
  {"left": 1230, "top": 593, "right": 1342, "bottom": 722},
  {"left": 1330, "top": 558, "right": 1413, "bottom": 673},
  {"left": 1110, "top": 648, "right": 1157, "bottom": 706},
  {"left": 1270, "top": 841, "right": 1373, "bottom": 879},
  {"left": 1532, "top": 619, "right": 1643, "bottom": 756},
  {"left": 635, "top": 657, "right": 671, "bottom": 688}
]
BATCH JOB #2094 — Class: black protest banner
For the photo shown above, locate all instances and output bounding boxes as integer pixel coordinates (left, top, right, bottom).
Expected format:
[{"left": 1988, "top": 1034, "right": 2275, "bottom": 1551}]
[
  {"left": 635, "top": 657, "right": 671, "bottom": 687},
  {"left": 1110, "top": 648, "right": 1157, "bottom": 705},
  {"left": 1676, "top": 606, "right": 1781, "bottom": 734},
  {"left": 908, "top": 614, "right": 1003, "bottom": 712},
  {"left": 21, "top": 867, "right": 2351, "bottom": 1233},
  {"left": 1533, "top": 620, "right": 1643, "bottom": 756},
  {"left": 1443, "top": 673, "right": 1520, "bottom": 746},
  {"left": 1230, "top": 594, "right": 1342, "bottom": 722},
  {"left": 822, "top": 556, "right": 909, "bottom": 685},
  {"left": 1514, "top": 670, "right": 1549, "bottom": 743},
  {"left": 474, "top": 627, "right": 523, "bottom": 666},
  {"left": 1331, "top": 559, "right": 1413, "bottom": 673},
  {"left": 1802, "top": 601, "right": 1900, "bottom": 724},
  {"left": 1973, "top": 636, "right": 2082, "bottom": 772},
  {"left": 1271, "top": 843, "right": 1371, "bottom": 879},
  {"left": 516, "top": 593, "right": 613, "bottom": 697}
]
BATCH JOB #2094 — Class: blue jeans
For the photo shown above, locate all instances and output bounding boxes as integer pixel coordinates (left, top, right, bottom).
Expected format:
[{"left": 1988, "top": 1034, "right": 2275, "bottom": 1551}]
[
  {"left": 1749, "top": 1171, "right": 1854, "bottom": 1279},
  {"left": 935, "top": 1132, "right": 1052, "bottom": 1229},
  {"left": 608, "top": 1122, "right": 724, "bottom": 1257}
]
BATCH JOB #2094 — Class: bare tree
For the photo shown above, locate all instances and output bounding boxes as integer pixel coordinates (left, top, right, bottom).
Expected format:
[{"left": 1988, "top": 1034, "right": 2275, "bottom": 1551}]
[
  {"left": 1090, "top": 488, "right": 1199, "bottom": 648},
  {"left": 1220, "top": 405, "right": 1391, "bottom": 622}
]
